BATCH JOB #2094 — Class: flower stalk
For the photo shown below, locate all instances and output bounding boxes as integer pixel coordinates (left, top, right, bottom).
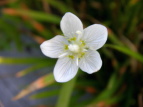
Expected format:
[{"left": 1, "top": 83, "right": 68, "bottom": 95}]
[{"left": 56, "top": 71, "right": 78, "bottom": 107}]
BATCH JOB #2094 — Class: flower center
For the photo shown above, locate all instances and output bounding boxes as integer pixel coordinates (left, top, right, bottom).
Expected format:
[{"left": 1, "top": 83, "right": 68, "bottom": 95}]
[{"left": 68, "top": 44, "right": 79, "bottom": 53}]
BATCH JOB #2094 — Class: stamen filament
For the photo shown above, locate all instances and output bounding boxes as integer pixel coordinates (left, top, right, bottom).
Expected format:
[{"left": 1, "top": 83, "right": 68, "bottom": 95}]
[{"left": 58, "top": 52, "right": 68, "bottom": 58}]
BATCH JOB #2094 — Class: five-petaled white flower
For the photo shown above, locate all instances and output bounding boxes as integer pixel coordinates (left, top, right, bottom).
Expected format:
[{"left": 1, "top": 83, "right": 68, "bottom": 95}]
[{"left": 40, "top": 12, "right": 108, "bottom": 83}]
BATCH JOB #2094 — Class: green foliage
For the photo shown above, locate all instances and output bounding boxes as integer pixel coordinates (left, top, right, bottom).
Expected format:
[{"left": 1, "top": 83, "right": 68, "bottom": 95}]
[
  {"left": 30, "top": 89, "right": 59, "bottom": 99},
  {"left": 0, "top": 0, "right": 143, "bottom": 107},
  {"left": 105, "top": 44, "right": 143, "bottom": 63},
  {"left": 0, "top": 57, "right": 48, "bottom": 64},
  {"left": 14, "top": 9, "right": 61, "bottom": 23}
]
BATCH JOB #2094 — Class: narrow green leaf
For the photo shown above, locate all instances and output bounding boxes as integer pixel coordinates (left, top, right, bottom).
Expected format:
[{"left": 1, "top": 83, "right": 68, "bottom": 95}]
[
  {"left": 87, "top": 71, "right": 125, "bottom": 106},
  {"left": 30, "top": 89, "right": 59, "bottom": 99},
  {"left": 107, "top": 71, "right": 118, "bottom": 89},
  {"left": 105, "top": 94, "right": 123, "bottom": 105},
  {"left": 0, "top": 57, "right": 54, "bottom": 64},
  {"left": 108, "top": 34, "right": 123, "bottom": 46},
  {"left": 45, "top": 0, "right": 75, "bottom": 13},
  {"left": 105, "top": 44, "right": 143, "bottom": 63},
  {"left": 11, "top": 9, "right": 61, "bottom": 24},
  {"left": 13, "top": 73, "right": 55, "bottom": 100},
  {"left": 16, "top": 62, "right": 55, "bottom": 77}
]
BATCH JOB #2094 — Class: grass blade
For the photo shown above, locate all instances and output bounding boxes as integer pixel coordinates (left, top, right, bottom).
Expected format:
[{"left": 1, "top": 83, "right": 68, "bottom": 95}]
[
  {"left": 30, "top": 89, "right": 59, "bottom": 99},
  {"left": 13, "top": 73, "right": 55, "bottom": 100},
  {"left": 105, "top": 44, "right": 143, "bottom": 63},
  {"left": 0, "top": 57, "right": 53, "bottom": 64},
  {"left": 2, "top": 8, "right": 60, "bottom": 24}
]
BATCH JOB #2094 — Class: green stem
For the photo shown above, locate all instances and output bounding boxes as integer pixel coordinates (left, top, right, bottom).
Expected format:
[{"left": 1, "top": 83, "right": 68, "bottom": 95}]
[{"left": 56, "top": 71, "right": 78, "bottom": 107}]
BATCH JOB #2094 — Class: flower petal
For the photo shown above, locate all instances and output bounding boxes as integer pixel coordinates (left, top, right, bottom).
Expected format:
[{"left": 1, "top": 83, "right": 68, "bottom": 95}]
[
  {"left": 79, "top": 50, "right": 102, "bottom": 74},
  {"left": 54, "top": 56, "right": 78, "bottom": 82},
  {"left": 40, "top": 35, "right": 68, "bottom": 58},
  {"left": 60, "top": 12, "right": 83, "bottom": 38},
  {"left": 83, "top": 24, "right": 108, "bottom": 50}
]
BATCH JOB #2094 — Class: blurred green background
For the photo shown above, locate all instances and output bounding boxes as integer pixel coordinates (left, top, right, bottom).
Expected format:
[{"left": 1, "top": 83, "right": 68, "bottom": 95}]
[{"left": 0, "top": 0, "right": 143, "bottom": 107}]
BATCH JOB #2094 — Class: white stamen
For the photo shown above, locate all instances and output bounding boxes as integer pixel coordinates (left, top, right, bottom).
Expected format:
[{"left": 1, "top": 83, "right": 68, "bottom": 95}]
[
  {"left": 76, "top": 30, "right": 82, "bottom": 35},
  {"left": 76, "top": 57, "right": 78, "bottom": 66},
  {"left": 68, "top": 44, "right": 79, "bottom": 53},
  {"left": 58, "top": 52, "right": 68, "bottom": 58},
  {"left": 83, "top": 49, "right": 88, "bottom": 52},
  {"left": 76, "top": 31, "right": 82, "bottom": 41}
]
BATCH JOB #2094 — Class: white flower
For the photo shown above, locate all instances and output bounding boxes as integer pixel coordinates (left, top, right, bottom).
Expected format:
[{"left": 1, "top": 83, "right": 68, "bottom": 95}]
[{"left": 40, "top": 12, "right": 108, "bottom": 83}]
